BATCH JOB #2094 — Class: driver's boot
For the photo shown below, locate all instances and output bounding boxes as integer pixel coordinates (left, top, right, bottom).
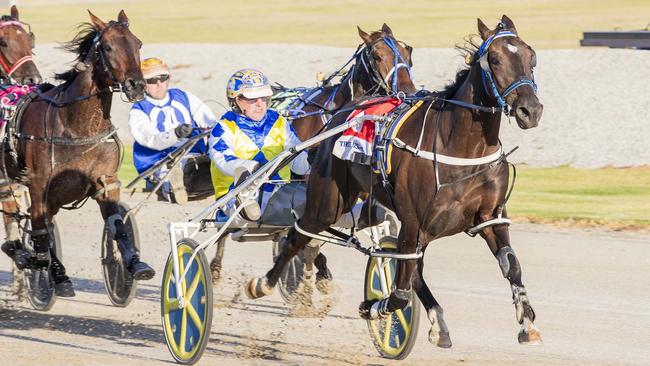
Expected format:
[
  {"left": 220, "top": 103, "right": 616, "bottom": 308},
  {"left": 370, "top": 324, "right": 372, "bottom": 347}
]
[{"left": 114, "top": 220, "right": 155, "bottom": 280}]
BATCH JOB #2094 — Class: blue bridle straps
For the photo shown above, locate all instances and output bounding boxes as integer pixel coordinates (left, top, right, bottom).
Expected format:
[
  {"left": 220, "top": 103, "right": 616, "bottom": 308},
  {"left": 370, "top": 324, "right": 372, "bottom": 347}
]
[{"left": 476, "top": 30, "right": 537, "bottom": 115}]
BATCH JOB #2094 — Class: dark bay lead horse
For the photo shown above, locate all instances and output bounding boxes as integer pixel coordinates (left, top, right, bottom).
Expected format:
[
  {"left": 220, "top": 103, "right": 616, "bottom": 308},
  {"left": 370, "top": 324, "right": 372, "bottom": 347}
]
[
  {"left": 2, "top": 10, "right": 154, "bottom": 296},
  {"left": 247, "top": 15, "right": 543, "bottom": 346}
]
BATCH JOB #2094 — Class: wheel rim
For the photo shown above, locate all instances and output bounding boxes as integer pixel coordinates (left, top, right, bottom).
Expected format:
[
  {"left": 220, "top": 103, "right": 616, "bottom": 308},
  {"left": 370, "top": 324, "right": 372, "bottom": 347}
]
[
  {"left": 365, "top": 240, "right": 418, "bottom": 358},
  {"left": 274, "top": 239, "right": 304, "bottom": 303},
  {"left": 162, "top": 242, "right": 210, "bottom": 362}
]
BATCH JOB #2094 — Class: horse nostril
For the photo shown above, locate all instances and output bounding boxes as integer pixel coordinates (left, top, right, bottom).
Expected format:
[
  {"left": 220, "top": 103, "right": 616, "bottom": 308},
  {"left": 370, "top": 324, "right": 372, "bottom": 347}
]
[{"left": 516, "top": 106, "right": 531, "bottom": 121}]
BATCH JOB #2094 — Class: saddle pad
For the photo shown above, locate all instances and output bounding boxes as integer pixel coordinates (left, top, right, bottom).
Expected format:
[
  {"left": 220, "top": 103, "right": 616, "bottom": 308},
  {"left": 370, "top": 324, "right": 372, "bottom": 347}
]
[
  {"left": 0, "top": 84, "right": 37, "bottom": 139},
  {"left": 332, "top": 97, "right": 402, "bottom": 164}
]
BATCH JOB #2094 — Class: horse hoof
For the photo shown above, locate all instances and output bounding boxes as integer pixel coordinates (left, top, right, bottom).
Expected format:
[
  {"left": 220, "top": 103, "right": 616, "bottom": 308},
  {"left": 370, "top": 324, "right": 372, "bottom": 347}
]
[
  {"left": 55, "top": 280, "right": 76, "bottom": 297},
  {"left": 359, "top": 299, "right": 376, "bottom": 320},
  {"left": 130, "top": 262, "right": 156, "bottom": 281},
  {"left": 315, "top": 277, "right": 333, "bottom": 294},
  {"left": 211, "top": 268, "right": 222, "bottom": 286},
  {"left": 245, "top": 277, "right": 273, "bottom": 299},
  {"left": 518, "top": 323, "right": 543, "bottom": 345},
  {"left": 429, "top": 330, "right": 452, "bottom": 348}
]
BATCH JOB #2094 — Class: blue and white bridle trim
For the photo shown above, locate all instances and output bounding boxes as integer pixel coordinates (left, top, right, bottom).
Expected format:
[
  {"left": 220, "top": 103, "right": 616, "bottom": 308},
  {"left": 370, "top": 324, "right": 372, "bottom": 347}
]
[
  {"left": 358, "top": 37, "right": 413, "bottom": 93},
  {"left": 477, "top": 30, "right": 537, "bottom": 115}
]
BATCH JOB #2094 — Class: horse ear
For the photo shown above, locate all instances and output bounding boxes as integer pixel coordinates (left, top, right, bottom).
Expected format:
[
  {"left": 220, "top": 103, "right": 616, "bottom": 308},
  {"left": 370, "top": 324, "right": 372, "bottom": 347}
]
[
  {"left": 501, "top": 14, "right": 517, "bottom": 33},
  {"left": 10, "top": 5, "right": 19, "bottom": 20},
  {"left": 88, "top": 10, "right": 107, "bottom": 31},
  {"left": 477, "top": 18, "right": 491, "bottom": 40},
  {"left": 381, "top": 23, "right": 394, "bottom": 38},
  {"left": 357, "top": 26, "right": 372, "bottom": 45},
  {"left": 118, "top": 9, "right": 129, "bottom": 24}
]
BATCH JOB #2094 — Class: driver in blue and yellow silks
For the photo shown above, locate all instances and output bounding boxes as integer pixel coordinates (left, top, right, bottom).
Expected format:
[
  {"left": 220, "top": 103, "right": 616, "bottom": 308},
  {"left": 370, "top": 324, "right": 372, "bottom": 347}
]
[{"left": 208, "top": 68, "right": 309, "bottom": 221}]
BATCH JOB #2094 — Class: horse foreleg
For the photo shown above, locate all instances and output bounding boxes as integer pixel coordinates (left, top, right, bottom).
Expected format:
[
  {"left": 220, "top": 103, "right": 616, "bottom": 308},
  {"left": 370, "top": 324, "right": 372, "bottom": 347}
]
[
  {"left": 479, "top": 220, "right": 542, "bottom": 345},
  {"left": 412, "top": 253, "right": 452, "bottom": 348},
  {"left": 29, "top": 195, "right": 75, "bottom": 296},
  {"left": 95, "top": 182, "right": 155, "bottom": 281}
]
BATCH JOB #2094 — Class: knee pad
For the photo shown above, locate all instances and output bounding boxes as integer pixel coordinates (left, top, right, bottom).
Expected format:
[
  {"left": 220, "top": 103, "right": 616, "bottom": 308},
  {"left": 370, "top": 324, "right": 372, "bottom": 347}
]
[{"left": 496, "top": 246, "right": 521, "bottom": 281}]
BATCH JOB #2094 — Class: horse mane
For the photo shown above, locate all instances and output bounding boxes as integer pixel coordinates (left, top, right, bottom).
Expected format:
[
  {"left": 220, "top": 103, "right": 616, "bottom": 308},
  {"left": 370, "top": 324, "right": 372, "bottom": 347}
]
[
  {"left": 435, "top": 34, "right": 482, "bottom": 98},
  {"left": 55, "top": 22, "right": 98, "bottom": 83},
  {"left": 0, "top": 15, "right": 16, "bottom": 21}
]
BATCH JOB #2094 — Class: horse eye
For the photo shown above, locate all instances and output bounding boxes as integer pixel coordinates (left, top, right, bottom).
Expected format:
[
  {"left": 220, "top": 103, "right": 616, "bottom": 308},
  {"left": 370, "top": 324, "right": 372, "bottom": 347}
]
[
  {"left": 0, "top": 39, "right": 6, "bottom": 48},
  {"left": 103, "top": 45, "right": 112, "bottom": 52},
  {"left": 372, "top": 53, "right": 381, "bottom": 61}
]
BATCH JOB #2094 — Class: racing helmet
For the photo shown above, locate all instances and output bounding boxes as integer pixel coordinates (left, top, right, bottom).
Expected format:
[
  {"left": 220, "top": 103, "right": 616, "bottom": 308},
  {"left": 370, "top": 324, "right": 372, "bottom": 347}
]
[{"left": 226, "top": 68, "right": 273, "bottom": 110}]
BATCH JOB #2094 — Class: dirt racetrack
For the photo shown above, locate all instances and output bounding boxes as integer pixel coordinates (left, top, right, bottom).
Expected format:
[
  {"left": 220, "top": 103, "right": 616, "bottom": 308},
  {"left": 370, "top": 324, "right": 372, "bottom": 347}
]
[{"left": 0, "top": 194, "right": 648, "bottom": 365}]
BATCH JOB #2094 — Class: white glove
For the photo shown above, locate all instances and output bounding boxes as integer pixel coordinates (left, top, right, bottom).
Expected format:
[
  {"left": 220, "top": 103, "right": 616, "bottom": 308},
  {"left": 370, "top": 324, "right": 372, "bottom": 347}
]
[{"left": 290, "top": 151, "right": 310, "bottom": 176}]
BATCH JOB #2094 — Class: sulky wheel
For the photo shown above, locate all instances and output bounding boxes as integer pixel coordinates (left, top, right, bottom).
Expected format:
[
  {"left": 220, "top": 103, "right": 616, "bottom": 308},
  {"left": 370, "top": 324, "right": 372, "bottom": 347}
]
[
  {"left": 22, "top": 220, "right": 62, "bottom": 312},
  {"left": 161, "top": 238, "right": 212, "bottom": 365},
  {"left": 272, "top": 236, "right": 305, "bottom": 304},
  {"left": 101, "top": 202, "right": 139, "bottom": 307},
  {"left": 364, "top": 236, "right": 420, "bottom": 360}
]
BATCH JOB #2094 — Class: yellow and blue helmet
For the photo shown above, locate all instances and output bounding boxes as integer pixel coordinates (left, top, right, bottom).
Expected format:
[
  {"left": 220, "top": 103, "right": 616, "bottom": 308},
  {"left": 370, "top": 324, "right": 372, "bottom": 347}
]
[{"left": 226, "top": 68, "right": 273, "bottom": 105}]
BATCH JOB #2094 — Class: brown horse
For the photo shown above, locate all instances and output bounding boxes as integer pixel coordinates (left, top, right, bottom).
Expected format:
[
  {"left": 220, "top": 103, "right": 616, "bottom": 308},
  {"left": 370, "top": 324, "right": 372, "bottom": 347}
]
[
  {"left": 209, "top": 24, "right": 417, "bottom": 285},
  {"left": 2, "top": 10, "right": 153, "bottom": 297},
  {"left": 246, "top": 15, "right": 543, "bottom": 346}
]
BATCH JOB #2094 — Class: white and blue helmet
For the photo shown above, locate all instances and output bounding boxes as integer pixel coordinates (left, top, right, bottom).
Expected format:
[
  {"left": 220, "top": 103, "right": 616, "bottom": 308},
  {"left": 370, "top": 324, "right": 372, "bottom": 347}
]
[{"left": 226, "top": 68, "right": 273, "bottom": 108}]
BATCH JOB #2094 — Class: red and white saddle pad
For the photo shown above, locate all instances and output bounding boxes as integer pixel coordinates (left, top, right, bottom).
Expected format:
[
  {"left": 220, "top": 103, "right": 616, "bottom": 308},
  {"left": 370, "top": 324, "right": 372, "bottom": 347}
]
[
  {"left": 333, "top": 97, "right": 402, "bottom": 164},
  {"left": 0, "top": 84, "right": 37, "bottom": 139}
]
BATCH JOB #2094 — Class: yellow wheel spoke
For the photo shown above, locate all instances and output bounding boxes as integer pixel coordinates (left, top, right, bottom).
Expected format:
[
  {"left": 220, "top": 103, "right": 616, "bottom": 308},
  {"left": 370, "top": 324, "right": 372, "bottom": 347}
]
[
  {"left": 180, "top": 307, "right": 188, "bottom": 352},
  {"left": 165, "top": 299, "right": 180, "bottom": 312},
  {"left": 186, "top": 302, "right": 204, "bottom": 331},
  {"left": 185, "top": 267, "right": 202, "bottom": 300},
  {"left": 179, "top": 252, "right": 187, "bottom": 294},
  {"left": 383, "top": 314, "right": 393, "bottom": 348},
  {"left": 395, "top": 309, "right": 410, "bottom": 334}
]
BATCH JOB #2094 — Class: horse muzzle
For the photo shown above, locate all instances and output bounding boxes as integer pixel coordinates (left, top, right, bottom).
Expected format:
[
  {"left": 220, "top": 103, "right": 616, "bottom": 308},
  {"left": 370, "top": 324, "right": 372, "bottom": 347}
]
[
  {"left": 122, "top": 77, "right": 146, "bottom": 102},
  {"left": 512, "top": 96, "right": 543, "bottom": 129}
]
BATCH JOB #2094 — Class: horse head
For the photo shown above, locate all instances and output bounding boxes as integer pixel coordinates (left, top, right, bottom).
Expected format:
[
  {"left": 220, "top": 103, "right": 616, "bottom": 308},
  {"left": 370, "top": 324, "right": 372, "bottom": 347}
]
[
  {"left": 475, "top": 15, "right": 542, "bottom": 129},
  {"left": 0, "top": 5, "right": 41, "bottom": 84},
  {"left": 88, "top": 10, "right": 145, "bottom": 101},
  {"left": 357, "top": 23, "right": 416, "bottom": 95}
]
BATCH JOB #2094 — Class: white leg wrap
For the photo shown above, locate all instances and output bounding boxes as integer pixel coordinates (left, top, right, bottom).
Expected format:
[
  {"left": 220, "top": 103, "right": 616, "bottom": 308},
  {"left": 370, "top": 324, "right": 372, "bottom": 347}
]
[{"left": 6, "top": 221, "right": 19, "bottom": 241}]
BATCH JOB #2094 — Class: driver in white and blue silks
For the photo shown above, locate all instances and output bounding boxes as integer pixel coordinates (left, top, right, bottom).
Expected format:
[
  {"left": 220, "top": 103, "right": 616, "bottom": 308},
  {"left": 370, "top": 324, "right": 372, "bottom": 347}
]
[
  {"left": 128, "top": 57, "right": 217, "bottom": 204},
  {"left": 208, "top": 69, "right": 310, "bottom": 223}
]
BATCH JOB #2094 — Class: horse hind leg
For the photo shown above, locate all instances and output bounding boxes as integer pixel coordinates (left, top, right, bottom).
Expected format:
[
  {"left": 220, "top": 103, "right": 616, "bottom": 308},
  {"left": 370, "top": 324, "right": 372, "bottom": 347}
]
[
  {"left": 412, "top": 255, "right": 452, "bottom": 348},
  {"left": 209, "top": 236, "right": 226, "bottom": 286}
]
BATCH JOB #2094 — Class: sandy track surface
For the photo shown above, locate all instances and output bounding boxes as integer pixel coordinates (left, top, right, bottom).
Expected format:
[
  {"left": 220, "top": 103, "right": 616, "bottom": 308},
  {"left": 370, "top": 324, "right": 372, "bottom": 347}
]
[{"left": 1, "top": 195, "right": 648, "bottom": 365}]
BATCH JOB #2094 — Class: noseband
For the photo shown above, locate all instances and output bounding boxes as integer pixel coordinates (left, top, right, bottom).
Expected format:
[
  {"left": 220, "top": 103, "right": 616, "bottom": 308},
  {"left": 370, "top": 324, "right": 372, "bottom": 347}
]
[
  {"left": 0, "top": 20, "right": 36, "bottom": 83},
  {"left": 476, "top": 28, "right": 537, "bottom": 115},
  {"left": 357, "top": 36, "right": 413, "bottom": 94}
]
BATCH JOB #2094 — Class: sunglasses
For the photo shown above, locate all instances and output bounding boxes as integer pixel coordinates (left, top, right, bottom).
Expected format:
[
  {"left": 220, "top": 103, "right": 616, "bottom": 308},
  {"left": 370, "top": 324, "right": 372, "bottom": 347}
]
[
  {"left": 237, "top": 96, "right": 270, "bottom": 104},
  {"left": 145, "top": 74, "right": 170, "bottom": 84}
]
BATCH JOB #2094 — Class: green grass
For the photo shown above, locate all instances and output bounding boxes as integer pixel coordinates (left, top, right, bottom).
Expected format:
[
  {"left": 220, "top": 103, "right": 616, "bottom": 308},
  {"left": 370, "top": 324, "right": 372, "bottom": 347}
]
[
  {"left": 508, "top": 166, "right": 650, "bottom": 229},
  {"left": 118, "top": 144, "right": 650, "bottom": 229},
  {"left": 17, "top": 0, "right": 650, "bottom": 48}
]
